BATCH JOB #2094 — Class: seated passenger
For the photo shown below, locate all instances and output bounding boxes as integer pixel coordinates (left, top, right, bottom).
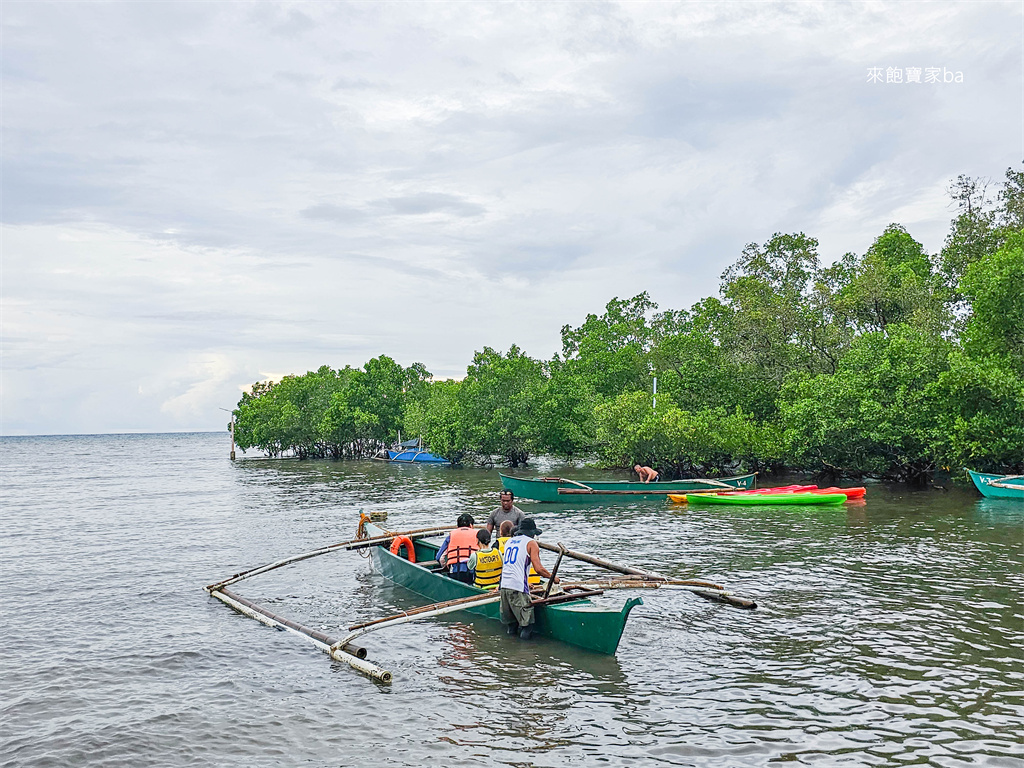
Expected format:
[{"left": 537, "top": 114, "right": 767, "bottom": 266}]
[
  {"left": 467, "top": 528, "right": 502, "bottom": 590},
  {"left": 496, "top": 519, "right": 514, "bottom": 554},
  {"left": 436, "top": 513, "right": 478, "bottom": 584}
]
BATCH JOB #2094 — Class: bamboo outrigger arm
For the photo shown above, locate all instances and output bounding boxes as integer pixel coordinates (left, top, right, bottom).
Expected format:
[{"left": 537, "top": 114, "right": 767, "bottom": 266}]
[
  {"left": 534, "top": 542, "right": 757, "bottom": 609},
  {"left": 206, "top": 525, "right": 454, "bottom": 591},
  {"left": 208, "top": 586, "right": 393, "bottom": 683}
]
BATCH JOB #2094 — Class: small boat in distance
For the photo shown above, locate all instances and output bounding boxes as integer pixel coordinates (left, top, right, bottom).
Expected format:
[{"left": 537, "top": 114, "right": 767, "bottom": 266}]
[
  {"left": 500, "top": 472, "right": 756, "bottom": 502},
  {"left": 968, "top": 470, "right": 1024, "bottom": 500},
  {"left": 376, "top": 436, "right": 450, "bottom": 465}
]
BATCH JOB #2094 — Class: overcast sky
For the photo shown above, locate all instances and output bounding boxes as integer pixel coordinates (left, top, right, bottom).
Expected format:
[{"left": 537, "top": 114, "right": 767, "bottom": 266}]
[{"left": 2, "top": 1, "right": 1021, "bottom": 435}]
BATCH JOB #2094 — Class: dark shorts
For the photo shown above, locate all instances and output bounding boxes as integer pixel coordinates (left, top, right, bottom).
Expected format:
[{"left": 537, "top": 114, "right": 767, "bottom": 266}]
[
  {"left": 448, "top": 569, "right": 473, "bottom": 584},
  {"left": 499, "top": 588, "right": 534, "bottom": 627}
]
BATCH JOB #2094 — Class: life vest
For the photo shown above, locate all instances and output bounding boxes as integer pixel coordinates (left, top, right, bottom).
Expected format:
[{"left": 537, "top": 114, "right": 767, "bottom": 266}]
[
  {"left": 473, "top": 547, "right": 503, "bottom": 589},
  {"left": 497, "top": 535, "right": 539, "bottom": 585},
  {"left": 444, "top": 526, "right": 478, "bottom": 567}
]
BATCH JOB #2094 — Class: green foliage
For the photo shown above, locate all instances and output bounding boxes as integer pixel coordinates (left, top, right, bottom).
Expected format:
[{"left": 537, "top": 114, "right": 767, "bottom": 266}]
[
  {"left": 594, "top": 391, "right": 783, "bottom": 477},
  {"left": 560, "top": 293, "right": 656, "bottom": 398},
  {"left": 780, "top": 326, "right": 952, "bottom": 483},
  {"left": 461, "top": 346, "right": 545, "bottom": 467},
  {"left": 829, "top": 224, "right": 946, "bottom": 335},
  {"left": 934, "top": 351, "right": 1024, "bottom": 473},
  {"left": 404, "top": 380, "right": 472, "bottom": 465},
  {"left": 959, "top": 232, "right": 1024, "bottom": 363},
  {"left": 235, "top": 167, "right": 1024, "bottom": 483},
  {"left": 233, "top": 359, "right": 429, "bottom": 459}
]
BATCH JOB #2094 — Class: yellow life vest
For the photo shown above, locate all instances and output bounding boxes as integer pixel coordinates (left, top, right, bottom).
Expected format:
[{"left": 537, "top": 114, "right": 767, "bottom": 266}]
[
  {"left": 498, "top": 536, "right": 540, "bottom": 585},
  {"left": 473, "top": 547, "right": 503, "bottom": 589}
]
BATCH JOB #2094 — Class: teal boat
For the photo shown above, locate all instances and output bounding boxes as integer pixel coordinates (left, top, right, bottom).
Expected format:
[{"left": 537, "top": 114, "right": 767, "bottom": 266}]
[
  {"left": 364, "top": 523, "right": 642, "bottom": 655},
  {"left": 968, "top": 470, "right": 1024, "bottom": 500},
  {"left": 499, "top": 472, "right": 757, "bottom": 503}
]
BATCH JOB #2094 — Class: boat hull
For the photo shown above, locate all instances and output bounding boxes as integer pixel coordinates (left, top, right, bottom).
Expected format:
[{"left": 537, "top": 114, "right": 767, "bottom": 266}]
[
  {"left": 500, "top": 472, "right": 756, "bottom": 503},
  {"left": 673, "top": 492, "right": 848, "bottom": 505},
  {"left": 365, "top": 524, "right": 641, "bottom": 655},
  {"left": 386, "top": 450, "right": 450, "bottom": 464},
  {"left": 968, "top": 470, "right": 1024, "bottom": 499}
]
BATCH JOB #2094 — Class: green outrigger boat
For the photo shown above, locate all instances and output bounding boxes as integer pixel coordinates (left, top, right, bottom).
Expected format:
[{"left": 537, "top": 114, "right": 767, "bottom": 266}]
[
  {"left": 968, "top": 470, "right": 1024, "bottom": 500},
  {"left": 500, "top": 472, "right": 757, "bottom": 503},
  {"left": 364, "top": 522, "right": 642, "bottom": 655}
]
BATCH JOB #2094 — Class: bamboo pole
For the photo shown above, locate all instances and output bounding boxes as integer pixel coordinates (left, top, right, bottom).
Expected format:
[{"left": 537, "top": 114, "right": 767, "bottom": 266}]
[
  {"left": 534, "top": 541, "right": 668, "bottom": 580},
  {"left": 558, "top": 580, "right": 755, "bottom": 608},
  {"left": 208, "top": 587, "right": 392, "bottom": 683},
  {"left": 347, "top": 592, "right": 499, "bottom": 631},
  {"left": 206, "top": 525, "right": 453, "bottom": 591},
  {"left": 542, "top": 544, "right": 568, "bottom": 599},
  {"left": 333, "top": 594, "right": 502, "bottom": 650}
]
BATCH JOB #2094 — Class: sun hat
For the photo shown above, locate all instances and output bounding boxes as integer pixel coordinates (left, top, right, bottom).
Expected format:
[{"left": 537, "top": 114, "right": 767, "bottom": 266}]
[{"left": 515, "top": 518, "right": 543, "bottom": 537}]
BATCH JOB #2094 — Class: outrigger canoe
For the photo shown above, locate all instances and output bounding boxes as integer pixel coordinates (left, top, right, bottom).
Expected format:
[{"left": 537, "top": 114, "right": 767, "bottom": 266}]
[
  {"left": 670, "top": 492, "right": 848, "bottom": 505},
  {"left": 968, "top": 470, "right": 1024, "bottom": 500},
  {"left": 364, "top": 522, "right": 642, "bottom": 655},
  {"left": 500, "top": 472, "right": 756, "bottom": 503}
]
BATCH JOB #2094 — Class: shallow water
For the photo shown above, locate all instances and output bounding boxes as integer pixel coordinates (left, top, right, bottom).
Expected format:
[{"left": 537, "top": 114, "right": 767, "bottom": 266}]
[{"left": 1, "top": 433, "right": 1021, "bottom": 767}]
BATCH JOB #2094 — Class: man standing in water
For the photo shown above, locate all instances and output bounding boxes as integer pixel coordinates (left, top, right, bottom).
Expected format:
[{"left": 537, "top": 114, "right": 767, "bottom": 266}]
[
  {"left": 486, "top": 490, "right": 525, "bottom": 534},
  {"left": 499, "top": 518, "right": 558, "bottom": 640}
]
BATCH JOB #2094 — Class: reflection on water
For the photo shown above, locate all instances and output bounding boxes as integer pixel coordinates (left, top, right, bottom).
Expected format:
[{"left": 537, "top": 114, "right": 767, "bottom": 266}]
[{"left": 1, "top": 434, "right": 1021, "bottom": 767}]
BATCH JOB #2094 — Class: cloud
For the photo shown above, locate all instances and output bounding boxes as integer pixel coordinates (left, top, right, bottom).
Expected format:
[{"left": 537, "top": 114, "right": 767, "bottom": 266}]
[{"left": 1, "top": 0, "right": 1020, "bottom": 434}]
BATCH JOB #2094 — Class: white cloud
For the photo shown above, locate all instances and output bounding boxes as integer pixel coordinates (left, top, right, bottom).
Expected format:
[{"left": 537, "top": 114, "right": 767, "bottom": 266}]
[{"left": 1, "top": 0, "right": 1020, "bottom": 434}]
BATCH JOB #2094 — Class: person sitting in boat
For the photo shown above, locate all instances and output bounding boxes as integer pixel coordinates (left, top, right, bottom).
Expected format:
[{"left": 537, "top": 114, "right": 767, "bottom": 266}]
[
  {"left": 436, "top": 513, "right": 478, "bottom": 584},
  {"left": 495, "top": 520, "right": 514, "bottom": 553},
  {"left": 467, "top": 529, "right": 502, "bottom": 590},
  {"left": 499, "top": 518, "right": 558, "bottom": 641},
  {"left": 496, "top": 520, "right": 540, "bottom": 587},
  {"left": 486, "top": 490, "right": 525, "bottom": 534},
  {"left": 634, "top": 464, "right": 659, "bottom": 483}
]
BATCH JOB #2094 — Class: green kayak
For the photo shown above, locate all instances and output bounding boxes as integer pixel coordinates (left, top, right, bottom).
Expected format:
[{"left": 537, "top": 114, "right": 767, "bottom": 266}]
[{"left": 695, "top": 492, "right": 848, "bottom": 506}]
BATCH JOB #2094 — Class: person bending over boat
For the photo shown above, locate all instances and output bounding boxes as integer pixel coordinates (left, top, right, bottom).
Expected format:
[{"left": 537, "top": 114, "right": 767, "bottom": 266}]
[
  {"left": 486, "top": 490, "right": 525, "bottom": 534},
  {"left": 499, "top": 518, "right": 558, "bottom": 640},
  {"left": 467, "top": 529, "right": 502, "bottom": 590},
  {"left": 436, "top": 513, "right": 479, "bottom": 584},
  {"left": 634, "top": 464, "right": 659, "bottom": 483}
]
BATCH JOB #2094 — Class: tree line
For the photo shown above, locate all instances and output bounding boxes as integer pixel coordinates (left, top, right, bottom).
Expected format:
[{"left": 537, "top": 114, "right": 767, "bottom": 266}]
[{"left": 233, "top": 168, "right": 1023, "bottom": 484}]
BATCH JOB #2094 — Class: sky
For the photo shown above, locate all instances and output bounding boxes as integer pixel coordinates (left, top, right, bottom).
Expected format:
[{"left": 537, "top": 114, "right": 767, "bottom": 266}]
[{"left": 2, "top": 1, "right": 1021, "bottom": 436}]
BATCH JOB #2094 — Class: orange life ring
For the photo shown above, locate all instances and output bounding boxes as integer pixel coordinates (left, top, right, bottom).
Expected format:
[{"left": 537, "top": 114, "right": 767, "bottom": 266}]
[{"left": 389, "top": 535, "right": 416, "bottom": 563}]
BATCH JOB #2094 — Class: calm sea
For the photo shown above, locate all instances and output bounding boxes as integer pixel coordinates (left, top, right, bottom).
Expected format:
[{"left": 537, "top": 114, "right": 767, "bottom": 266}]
[{"left": 1, "top": 433, "right": 1021, "bottom": 767}]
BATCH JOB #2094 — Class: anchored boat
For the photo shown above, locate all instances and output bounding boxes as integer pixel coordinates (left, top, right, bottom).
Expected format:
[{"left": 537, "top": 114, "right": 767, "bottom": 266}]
[
  {"left": 968, "top": 470, "right": 1024, "bottom": 500},
  {"left": 500, "top": 472, "right": 756, "bottom": 503},
  {"left": 377, "top": 437, "right": 450, "bottom": 464}
]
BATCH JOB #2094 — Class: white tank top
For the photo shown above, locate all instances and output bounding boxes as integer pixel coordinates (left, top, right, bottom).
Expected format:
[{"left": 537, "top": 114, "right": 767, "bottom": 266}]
[{"left": 499, "top": 534, "right": 532, "bottom": 592}]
